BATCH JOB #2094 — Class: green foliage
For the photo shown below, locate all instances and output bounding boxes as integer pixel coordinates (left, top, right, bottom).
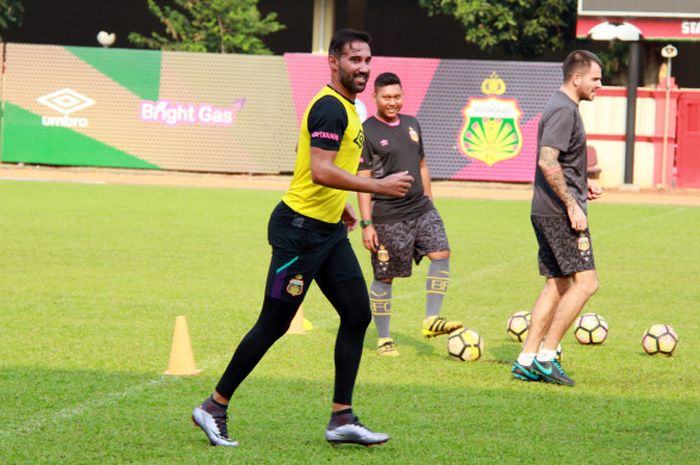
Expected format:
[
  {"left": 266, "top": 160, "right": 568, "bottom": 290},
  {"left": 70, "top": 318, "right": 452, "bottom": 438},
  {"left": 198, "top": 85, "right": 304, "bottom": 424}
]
[
  {"left": 0, "top": 0, "right": 23, "bottom": 39},
  {"left": 128, "top": 0, "right": 284, "bottom": 54},
  {"left": 419, "top": 0, "right": 577, "bottom": 57},
  {"left": 0, "top": 180, "right": 699, "bottom": 464},
  {"left": 596, "top": 41, "right": 629, "bottom": 85}
]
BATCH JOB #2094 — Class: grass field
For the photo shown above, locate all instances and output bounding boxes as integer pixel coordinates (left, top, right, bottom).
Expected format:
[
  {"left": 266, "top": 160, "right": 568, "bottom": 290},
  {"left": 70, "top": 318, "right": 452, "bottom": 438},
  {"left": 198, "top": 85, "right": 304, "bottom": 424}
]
[{"left": 1, "top": 180, "right": 699, "bottom": 465}]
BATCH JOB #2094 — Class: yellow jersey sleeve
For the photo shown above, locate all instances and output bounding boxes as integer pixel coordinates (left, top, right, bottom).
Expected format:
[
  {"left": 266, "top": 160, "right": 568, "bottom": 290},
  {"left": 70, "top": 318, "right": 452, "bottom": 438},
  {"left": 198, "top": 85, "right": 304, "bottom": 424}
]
[{"left": 282, "top": 86, "right": 365, "bottom": 223}]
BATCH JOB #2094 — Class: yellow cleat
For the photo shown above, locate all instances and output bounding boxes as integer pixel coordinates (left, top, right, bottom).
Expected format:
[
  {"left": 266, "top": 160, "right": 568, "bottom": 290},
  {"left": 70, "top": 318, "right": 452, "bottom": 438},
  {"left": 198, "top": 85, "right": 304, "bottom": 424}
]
[
  {"left": 422, "top": 315, "right": 463, "bottom": 338},
  {"left": 377, "top": 338, "right": 400, "bottom": 356}
]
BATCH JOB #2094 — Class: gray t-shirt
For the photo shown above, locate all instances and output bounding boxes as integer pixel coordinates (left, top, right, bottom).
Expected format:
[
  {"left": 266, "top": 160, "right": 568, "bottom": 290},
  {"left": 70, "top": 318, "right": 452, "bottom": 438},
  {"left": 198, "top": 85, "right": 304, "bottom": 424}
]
[{"left": 531, "top": 90, "right": 588, "bottom": 216}]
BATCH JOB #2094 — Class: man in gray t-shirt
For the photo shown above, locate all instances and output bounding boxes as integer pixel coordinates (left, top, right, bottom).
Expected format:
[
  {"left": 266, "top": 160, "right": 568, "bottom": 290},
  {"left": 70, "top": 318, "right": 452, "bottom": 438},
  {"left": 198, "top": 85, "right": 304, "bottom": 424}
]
[{"left": 512, "top": 50, "right": 604, "bottom": 387}]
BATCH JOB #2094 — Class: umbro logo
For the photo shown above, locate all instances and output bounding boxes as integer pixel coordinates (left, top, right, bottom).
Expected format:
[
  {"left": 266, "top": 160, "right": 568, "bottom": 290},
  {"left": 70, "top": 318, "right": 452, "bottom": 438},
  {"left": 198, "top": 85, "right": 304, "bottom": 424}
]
[
  {"left": 353, "top": 129, "right": 365, "bottom": 149},
  {"left": 37, "top": 88, "right": 95, "bottom": 115},
  {"left": 36, "top": 88, "right": 95, "bottom": 128}
]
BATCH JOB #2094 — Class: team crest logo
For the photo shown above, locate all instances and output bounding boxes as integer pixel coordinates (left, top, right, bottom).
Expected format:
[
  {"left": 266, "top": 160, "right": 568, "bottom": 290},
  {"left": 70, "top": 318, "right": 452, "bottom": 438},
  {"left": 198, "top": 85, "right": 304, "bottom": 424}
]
[
  {"left": 286, "top": 274, "right": 304, "bottom": 297},
  {"left": 458, "top": 72, "right": 523, "bottom": 166},
  {"left": 408, "top": 126, "right": 419, "bottom": 143},
  {"left": 377, "top": 245, "right": 390, "bottom": 272},
  {"left": 577, "top": 235, "right": 590, "bottom": 252},
  {"left": 377, "top": 245, "right": 390, "bottom": 263}
]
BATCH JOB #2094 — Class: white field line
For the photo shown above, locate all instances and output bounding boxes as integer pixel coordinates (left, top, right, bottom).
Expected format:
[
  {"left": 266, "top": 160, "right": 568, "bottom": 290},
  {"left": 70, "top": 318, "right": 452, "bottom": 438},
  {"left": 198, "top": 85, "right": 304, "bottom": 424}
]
[{"left": 0, "top": 355, "right": 226, "bottom": 438}]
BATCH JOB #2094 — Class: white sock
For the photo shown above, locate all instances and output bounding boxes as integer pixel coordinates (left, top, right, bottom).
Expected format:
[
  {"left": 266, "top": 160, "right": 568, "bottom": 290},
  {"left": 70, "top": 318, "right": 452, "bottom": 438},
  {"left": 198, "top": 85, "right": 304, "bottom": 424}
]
[
  {"left": 536, "top": 349, "right": 557, "bottom": 362},
  {"left": 517, "top": 352, "right": 536, "bottom": 366}
]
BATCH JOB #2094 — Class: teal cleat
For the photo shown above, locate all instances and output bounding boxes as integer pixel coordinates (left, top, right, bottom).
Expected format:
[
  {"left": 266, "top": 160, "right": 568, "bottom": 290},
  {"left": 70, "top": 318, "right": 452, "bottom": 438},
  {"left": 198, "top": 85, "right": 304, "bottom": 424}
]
[
  {"left": 531, "top": 358, "right": 575, "bottom": 386},
  {"left": 511, "top": 361, "right": 541, "bottom": 382}
]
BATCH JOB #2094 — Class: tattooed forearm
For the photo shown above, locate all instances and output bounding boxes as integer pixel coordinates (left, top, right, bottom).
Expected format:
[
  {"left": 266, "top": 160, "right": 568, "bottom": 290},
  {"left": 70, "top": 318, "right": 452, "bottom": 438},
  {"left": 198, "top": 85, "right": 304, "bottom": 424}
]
[{"left": 539, "top": 146, "right": 576, "bottom": 209}]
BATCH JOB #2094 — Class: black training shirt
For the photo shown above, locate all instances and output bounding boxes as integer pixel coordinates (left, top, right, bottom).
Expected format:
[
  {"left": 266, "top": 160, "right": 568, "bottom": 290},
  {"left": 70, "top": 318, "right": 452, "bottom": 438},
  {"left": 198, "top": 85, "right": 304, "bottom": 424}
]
[{"left": 359, "top": 115, "right": 434, "bottom": 223}]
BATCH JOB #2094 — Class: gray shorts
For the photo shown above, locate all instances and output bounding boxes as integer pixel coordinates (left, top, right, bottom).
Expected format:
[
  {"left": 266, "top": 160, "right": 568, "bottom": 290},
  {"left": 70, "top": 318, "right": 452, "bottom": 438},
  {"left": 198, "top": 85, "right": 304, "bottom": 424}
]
[
  {"left": 371, "top": 209, "right": 449, "bottom": 280},
  {"left": 531, "top": 215, "right": 595, "bottom": 278}
]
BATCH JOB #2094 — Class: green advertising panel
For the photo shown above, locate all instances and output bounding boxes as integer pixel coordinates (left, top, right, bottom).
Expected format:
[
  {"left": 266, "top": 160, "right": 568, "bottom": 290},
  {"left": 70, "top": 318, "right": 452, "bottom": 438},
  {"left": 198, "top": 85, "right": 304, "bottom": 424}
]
[{"left": 1, "top": 43, "right": 298, "bottom": 173}]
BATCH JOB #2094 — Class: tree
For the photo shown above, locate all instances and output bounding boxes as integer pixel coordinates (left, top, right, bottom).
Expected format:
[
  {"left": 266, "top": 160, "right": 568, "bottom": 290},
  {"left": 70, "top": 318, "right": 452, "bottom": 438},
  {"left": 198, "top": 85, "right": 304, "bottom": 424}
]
[
  {"left": 418, "top": 0, "right": 577, "bottom": 57},
  {"left": 0, "top": 0, "right": 23, "bottom": 40},
  {"left": 128, "top": 0, "right": 285, "bottom": 54}
]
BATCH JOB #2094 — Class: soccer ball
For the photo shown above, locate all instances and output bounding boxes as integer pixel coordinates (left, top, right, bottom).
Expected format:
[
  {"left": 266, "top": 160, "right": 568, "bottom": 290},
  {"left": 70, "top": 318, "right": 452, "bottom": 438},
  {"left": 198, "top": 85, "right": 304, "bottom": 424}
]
[
  {"left": 642, "top": 324, "right": 679, "bottom": 356},
  {"left": 574, "top": 313, "right": 608, "bottom": 345},
  {"left": 507, "top": 311, "right": 531, "bottom": 342},
  {"left": 539, "top": 341, "right": 563, "bottom": 362},
  {"left": 448, "top": 328, "right": 483, "bottom": 361}
]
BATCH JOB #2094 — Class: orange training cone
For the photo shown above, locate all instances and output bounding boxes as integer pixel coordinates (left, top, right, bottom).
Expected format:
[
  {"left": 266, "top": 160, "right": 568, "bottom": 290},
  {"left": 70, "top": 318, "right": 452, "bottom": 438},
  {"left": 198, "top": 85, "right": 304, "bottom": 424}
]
[
  {"left": 164, "top": 315, "right": 202, "bottom": 375},
  {"left": 287, "top": 304, "right": 312, "bottom": 335}
]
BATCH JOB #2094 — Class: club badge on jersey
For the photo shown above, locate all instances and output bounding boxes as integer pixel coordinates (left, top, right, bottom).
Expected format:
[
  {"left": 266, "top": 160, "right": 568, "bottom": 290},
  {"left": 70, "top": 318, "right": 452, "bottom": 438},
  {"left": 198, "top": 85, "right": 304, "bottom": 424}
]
[
  {"left": 408, "top": 126, "right": 419, "bottom": 143},
  {"left": 286, "top": 274, "right": 305, "bottom": 297}
]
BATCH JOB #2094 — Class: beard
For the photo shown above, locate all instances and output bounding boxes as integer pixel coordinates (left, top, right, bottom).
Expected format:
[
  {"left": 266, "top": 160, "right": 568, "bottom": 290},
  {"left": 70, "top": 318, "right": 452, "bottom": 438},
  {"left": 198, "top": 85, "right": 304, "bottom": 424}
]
[
  {"left": 579, "top": 85, "right": 597, "bottom": 102},
  {"left": 339, "top": 67, "right": 369, "bottom": 94}
]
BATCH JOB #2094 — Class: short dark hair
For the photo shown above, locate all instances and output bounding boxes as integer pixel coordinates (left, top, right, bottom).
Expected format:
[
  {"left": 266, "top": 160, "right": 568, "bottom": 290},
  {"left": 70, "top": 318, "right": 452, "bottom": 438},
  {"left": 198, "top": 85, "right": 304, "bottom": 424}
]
[
  {"left": 374, "top": 72, "right": 402, "bottom": 90},
  {"left": 329, "top": 28, "right": 372, "bottom": 58},
  {"left": 562, "top": 50, "right": 602, "bottom": 82}
]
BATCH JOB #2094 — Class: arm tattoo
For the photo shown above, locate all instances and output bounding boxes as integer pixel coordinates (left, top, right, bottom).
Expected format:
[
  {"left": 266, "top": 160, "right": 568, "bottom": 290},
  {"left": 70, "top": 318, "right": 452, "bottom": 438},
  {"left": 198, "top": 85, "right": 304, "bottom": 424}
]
[{"left": 539, "top": 146, "right": 576, "bottom": 209}]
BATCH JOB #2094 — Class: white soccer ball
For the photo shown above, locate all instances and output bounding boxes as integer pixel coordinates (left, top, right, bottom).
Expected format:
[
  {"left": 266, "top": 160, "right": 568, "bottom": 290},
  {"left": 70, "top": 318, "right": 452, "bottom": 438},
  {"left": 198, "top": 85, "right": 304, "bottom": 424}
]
[
  {"left": 448, "top": 328, "right": 483, "bottom": 361},
  {"left": 574, "top": 313, "right": 608, "bottom": 345},
  {"left": 507, "top": 311, "right": 531, "bottom": 342},
  {"left": 642, "top": 324, "right": 679, "bottom": 356}
]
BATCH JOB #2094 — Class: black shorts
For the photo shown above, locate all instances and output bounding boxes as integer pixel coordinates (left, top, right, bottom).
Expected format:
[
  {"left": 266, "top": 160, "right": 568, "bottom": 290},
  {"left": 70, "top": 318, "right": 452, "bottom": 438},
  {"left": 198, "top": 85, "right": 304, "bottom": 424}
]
[
  {"left": 265, "top": 201, "right": 364, "bottom": 303},
  {"left": 371, "top": 209, "right": 450, "bottom": 280},
  {"left": 531, "top": 215, "right": 595, "bottom": 278}
]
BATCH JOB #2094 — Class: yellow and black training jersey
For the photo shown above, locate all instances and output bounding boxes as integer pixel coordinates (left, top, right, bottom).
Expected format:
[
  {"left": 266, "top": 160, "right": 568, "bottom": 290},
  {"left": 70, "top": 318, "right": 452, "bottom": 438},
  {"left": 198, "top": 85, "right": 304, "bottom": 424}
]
[{"left": 282, "top": 85, "right": 365, "bottom": 223}]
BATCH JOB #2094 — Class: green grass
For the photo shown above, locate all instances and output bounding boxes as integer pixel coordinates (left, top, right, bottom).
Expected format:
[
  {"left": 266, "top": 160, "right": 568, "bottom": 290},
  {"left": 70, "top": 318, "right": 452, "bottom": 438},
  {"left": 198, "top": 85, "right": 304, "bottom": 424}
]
[{"left": 1, "top": 180, "right": 698, "bottom": 464}]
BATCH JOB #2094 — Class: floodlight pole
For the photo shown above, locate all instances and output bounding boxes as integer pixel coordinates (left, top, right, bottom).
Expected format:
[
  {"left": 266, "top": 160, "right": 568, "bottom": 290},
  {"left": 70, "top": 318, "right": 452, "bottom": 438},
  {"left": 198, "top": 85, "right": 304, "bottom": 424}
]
[
  {"left": 588, "top": 21, "right": 642, "bottom": 187},
  {"left": 661, "top": 58, "right": 672, "bottom": 188},
  {"left": 312, "top": 0, "right": 335, "bottom": 54},
  {"left": 660, "top": 44, "right": 678, "bottom": 189},
  {"left": 623, "top": 41, "right": 641, "bottom": 185}
]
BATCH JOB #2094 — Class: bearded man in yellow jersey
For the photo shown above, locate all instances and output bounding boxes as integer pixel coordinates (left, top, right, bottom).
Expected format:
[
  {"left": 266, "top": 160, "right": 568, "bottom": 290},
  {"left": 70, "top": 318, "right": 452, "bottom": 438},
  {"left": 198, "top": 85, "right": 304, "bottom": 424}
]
[{"left": 192, "top": 29, "right": 413, "bottom": 448}]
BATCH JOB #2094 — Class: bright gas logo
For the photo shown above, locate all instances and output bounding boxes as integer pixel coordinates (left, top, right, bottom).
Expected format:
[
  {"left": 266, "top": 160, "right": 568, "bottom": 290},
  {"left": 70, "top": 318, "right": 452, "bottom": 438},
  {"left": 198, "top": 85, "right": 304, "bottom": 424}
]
[
  {"left": 140, "top": 99, "right": 246, "bottom": 126},
  {"left": 37, "top": 88, "right": 95, "bottom": 128},
  {"left": 458, "top": 72, "right": 523, "bottom": 166}
]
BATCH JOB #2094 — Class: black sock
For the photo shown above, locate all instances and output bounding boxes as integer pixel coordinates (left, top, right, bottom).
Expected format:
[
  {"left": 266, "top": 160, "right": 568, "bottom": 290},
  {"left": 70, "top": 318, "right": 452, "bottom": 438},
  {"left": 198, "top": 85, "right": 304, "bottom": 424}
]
[
  {"left": 332, "top": 408, "right": 353, "bottom": 417},
  {"left": 329, "top": 408, "right": 354, "bottom": 427},
  {"left": 210, "top": 396, "right": 228, "bottom": 409},
  {"left": 202, "top": 395, "right": 228, "bottom": 414}
]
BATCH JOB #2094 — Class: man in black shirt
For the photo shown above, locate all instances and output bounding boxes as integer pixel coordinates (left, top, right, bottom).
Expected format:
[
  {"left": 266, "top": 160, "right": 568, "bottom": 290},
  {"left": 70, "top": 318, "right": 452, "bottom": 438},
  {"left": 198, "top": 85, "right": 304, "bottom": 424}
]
[
  {"left": 358, "top": 72, "right": 463, "bottom": 357},
  {"left": 512, "top": 50, "right": 604, "bottom": 386}
]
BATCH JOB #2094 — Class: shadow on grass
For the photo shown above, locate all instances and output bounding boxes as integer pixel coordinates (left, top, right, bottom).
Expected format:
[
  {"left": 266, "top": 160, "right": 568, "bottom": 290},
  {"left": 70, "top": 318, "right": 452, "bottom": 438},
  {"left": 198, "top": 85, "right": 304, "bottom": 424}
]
[
  {"left": 1, "top": 367, "right": 698, "bottom": 465},
  {"left": 322, "top": 325, "right": 438, "bottom": 356},
  {"left": 384, "top": 331, "right": 436, "bottom": 356},
  {"left": 488, "top": 340, "right": 523, "bottom": 365}
]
